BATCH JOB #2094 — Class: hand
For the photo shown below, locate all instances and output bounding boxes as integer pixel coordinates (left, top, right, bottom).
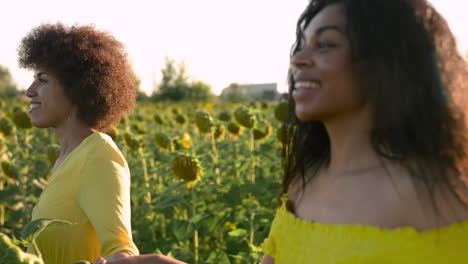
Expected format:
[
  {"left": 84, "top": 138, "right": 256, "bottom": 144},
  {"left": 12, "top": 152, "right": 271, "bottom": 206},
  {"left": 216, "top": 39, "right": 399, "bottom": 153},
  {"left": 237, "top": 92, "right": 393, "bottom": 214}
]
[
  {"left": 95, "top": 252, "right": 130, "bottom": 264},
  {"left": 94, "top": 257, "right": 107, "bottom": 264},
  {"left": 94, "top": 254, "right": 187, "bottom": 264}
]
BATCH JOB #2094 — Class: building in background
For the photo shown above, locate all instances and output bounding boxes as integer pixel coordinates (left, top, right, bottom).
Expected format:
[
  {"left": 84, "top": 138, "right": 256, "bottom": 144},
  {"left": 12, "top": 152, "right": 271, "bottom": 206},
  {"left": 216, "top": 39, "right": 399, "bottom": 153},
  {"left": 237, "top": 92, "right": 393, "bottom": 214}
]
[{"left": 220, "top": 82, "right": 279, "bottom": 101}]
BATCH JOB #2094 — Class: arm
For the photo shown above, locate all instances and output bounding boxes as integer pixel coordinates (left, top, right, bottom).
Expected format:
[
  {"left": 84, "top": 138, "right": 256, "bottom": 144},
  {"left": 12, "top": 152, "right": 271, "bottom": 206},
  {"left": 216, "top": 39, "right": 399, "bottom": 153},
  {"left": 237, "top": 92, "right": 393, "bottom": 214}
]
[
  {"left": 79, "top": 148, "right": 139, "bottom": 257},
  {"left": 95, "top": 254, "right": 187, "bottom": 264},
  {"left": 260, "top": 254, "right": 275, "bottom": 264}
]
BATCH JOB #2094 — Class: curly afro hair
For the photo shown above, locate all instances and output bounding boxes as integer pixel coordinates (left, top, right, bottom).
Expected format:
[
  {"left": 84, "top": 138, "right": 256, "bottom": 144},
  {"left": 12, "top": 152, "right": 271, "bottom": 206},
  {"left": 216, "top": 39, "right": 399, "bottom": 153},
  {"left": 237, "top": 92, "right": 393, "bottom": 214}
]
[{"left": 18, "top": 23, "right": 136, "bottom": 131}]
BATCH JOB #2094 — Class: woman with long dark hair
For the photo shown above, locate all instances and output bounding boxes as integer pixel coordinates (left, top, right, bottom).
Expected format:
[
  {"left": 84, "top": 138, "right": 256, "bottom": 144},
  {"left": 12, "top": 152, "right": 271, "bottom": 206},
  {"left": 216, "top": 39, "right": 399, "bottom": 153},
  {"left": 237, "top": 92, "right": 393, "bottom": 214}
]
[{"left": 261, "top": 0, "right": 468, "bottom": 263}]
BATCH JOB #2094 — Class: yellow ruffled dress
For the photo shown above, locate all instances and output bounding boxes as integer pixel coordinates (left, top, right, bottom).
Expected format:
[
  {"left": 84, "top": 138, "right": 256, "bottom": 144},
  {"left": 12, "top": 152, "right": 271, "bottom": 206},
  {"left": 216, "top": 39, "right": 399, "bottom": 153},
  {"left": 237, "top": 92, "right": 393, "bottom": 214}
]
[{"left": 261, "top": 196, "right": 468, "bottom": 264}]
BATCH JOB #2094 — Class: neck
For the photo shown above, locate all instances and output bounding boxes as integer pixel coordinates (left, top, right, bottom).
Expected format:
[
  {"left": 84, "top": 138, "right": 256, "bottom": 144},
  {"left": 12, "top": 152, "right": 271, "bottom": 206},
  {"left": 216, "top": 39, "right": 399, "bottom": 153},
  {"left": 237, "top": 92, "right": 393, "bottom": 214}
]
[
  {"left": 323, "top": 106, "right": 380, "bottom": 175},
  {"left": 55, "top": 115, "right": 95, "bottom": 156}
]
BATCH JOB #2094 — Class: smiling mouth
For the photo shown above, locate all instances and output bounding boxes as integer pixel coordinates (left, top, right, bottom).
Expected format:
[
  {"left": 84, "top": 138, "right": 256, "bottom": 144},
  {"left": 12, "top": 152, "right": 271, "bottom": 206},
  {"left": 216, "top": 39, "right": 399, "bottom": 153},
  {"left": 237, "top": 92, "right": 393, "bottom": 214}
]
[
  {"left": 29, "top": 103, "right": 41, "bottom": 112},
  {"left": 294, "top": 81, "right": 321, "bottom": 89}
]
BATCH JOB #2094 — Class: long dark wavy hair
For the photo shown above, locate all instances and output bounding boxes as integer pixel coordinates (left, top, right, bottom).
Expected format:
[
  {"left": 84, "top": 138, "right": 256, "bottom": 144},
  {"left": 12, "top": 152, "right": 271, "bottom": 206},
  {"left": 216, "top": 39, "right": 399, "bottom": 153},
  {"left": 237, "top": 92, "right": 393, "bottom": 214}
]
[{"left": 282, "top": 0, "right": 468, "bottom": 212}]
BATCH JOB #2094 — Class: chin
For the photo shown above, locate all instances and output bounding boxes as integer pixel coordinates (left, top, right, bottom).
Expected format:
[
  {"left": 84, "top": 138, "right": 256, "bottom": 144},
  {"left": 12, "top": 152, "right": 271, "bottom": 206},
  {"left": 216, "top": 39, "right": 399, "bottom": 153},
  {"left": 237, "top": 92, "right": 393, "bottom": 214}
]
[
  {"left": 31, "top": 120, "right": 51, "bottom": 129},
  {"left": 295, "top": 106, "right": 320, "bottom": 121}
]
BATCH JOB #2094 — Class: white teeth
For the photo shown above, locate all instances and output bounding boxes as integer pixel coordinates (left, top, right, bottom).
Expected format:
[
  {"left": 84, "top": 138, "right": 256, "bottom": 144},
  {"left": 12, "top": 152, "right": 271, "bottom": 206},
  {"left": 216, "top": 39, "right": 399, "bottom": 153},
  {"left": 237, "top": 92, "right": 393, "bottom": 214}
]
[
  {"left": 295, "top": 81, "right": 320, "bottom": 89},
  {"left": 29, "top": 103, "right": 40, "bottom": 111}
]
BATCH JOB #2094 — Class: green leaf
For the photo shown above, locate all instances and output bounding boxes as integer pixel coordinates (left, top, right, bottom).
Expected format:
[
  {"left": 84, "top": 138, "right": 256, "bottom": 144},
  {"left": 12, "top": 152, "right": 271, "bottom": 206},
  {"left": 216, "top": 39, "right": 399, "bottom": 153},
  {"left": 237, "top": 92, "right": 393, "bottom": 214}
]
[
  {"left": 21, "top": 218, "right": 73, "bottom": 243},
  {"left": 227, "top": 228, "right": 247, "bottom": 238},
  {"left": 205, "top": 249, "right": 231, "bottom": 264},
  {"left": 171, "top": 220, "right": 194, "bottom": 242}
]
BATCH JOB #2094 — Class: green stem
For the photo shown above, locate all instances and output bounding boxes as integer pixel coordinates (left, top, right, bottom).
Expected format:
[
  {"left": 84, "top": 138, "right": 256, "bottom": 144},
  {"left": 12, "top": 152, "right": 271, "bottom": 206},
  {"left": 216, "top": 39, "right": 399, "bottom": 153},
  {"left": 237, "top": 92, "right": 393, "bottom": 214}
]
[
  {"left": 191, "top": 187, "right": 199, "bottom": 264},
  {"left": 249, "top": 212, "right": 255, "bottom": 246},
  {"left": 249, "top": 130, "right": 256, "bottom": 184},
  {"left": 210, "top": 132, "right": 219, "bottom": 163},
  {"left": 234, "top": 142, "right": 239, "bottom": 179},
  {"left": 211, "top": 132, "right": 220, "bottom": 184},
  {"left": 0, "top": 180, "right": 4, "bottom": 225},
  {"left": 139, "top": 147, "right": 151, "bottom": 203}
]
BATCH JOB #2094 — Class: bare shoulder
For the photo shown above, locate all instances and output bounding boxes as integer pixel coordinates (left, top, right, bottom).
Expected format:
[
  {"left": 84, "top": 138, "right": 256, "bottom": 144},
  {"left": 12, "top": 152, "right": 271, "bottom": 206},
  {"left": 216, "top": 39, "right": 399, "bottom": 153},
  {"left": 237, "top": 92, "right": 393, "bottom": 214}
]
[
  {"left": 386, "top": 165, "right": 468, "bottom": 230},
  {"left": 285, "top": 164, "right": 468, "bottom": 230}
]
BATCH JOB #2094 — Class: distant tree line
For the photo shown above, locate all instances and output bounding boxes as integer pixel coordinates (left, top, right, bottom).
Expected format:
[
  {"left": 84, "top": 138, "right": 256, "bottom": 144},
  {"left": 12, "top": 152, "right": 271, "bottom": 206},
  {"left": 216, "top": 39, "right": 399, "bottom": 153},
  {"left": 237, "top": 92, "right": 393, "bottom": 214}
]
[
  {"left": 138, "top": 57, "right": 214, "bottom": 102},
  {"left": 0, "top": 65, "right": 18, "bottom": 98}
]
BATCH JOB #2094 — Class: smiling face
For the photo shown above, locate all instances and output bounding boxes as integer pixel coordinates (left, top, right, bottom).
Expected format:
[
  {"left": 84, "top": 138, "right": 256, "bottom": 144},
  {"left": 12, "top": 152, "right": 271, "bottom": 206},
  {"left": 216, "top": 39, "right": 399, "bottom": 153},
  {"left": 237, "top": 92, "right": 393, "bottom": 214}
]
[
  {"left": 291, "top": 4, "right": 365, "bottom": 122},
  {"left": 25, "top": 69, "right": 75, "bottom": 128}
]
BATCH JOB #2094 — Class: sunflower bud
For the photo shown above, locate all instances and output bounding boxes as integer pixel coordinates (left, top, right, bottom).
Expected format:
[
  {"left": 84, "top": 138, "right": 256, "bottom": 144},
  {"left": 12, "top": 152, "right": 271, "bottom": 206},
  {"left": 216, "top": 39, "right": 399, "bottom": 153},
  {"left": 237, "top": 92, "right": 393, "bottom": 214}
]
[
  {"left": 154, "top": 132, "right": 172, "bottom": 150},
  {"left": 195, "top": 111, "right": 213, "bottom": 134},
  {"left": 217, "top": 111, "right": 232, "bottom": 122},
  {"left": 153, "top": 114, "right": 164, "bottom": 125},
  {"left": 234, "top": 106, "right": 255, "bottom": 128},
  {"left": 253, "top": 120, "right": 271, "bottom": 141},
  {"left": 131, "top": 123, "right": 145, "bottom": 135},
  {"left": 274, "top": 101, "right": 289, "bottom": 122},
  {"left": 170, "top": 154, "right": 202, "bottom": 183},
  {"left": 47, "top": 144, "right": 60, "bottom": 165},
  {"left": 1, "top": 160, "right": 19, "bottom": 179},
  {"left": 135, "top": 114, "right": 144, "bottom": 122},
  {"left": 174, "top": 114, "right": 186, "bottom": 125},
  {"left": 0, "top": 117, "right": 14, "bottom": 136},
  {"left": 12, "top": 110, "right": 32, "bottom": 129},
  {"left": 227, "top": 121, "right": 241, "bottom": 136},
  {"left": 123, "top": 132, "right": 140, "bottom": 151}
]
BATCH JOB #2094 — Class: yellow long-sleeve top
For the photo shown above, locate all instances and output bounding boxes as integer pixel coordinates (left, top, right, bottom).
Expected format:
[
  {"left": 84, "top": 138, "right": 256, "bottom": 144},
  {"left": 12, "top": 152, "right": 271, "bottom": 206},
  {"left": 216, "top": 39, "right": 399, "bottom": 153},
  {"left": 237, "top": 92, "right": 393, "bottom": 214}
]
[
  {"left": 28, "top": 132, "right": 139, "bottom": 264},
  {"left": 262, "top": 195, "right": 468, "bottom": 264}
]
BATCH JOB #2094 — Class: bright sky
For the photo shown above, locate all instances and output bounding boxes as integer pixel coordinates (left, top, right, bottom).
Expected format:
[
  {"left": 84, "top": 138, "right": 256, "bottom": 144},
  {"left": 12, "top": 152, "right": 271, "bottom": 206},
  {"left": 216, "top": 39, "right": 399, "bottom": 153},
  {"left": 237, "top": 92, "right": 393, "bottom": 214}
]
[{"left": 1, "top": 0, "right": 467, "bottom": 95}]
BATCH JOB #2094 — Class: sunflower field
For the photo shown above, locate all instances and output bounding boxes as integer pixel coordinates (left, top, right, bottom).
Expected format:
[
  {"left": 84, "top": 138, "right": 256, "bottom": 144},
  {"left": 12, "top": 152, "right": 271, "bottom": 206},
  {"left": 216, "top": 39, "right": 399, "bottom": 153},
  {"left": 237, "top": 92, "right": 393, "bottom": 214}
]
[{"left": 0, "top": 98, "right": 290, "bottom": 264}]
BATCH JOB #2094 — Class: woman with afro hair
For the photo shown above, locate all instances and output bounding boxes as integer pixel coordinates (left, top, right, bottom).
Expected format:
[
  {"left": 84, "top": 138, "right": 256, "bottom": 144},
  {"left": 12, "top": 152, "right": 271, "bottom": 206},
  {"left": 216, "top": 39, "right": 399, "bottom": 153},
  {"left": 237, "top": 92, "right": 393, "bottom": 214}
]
[{"left": 19, "top": 23, "right": 140, "bottom": 264}]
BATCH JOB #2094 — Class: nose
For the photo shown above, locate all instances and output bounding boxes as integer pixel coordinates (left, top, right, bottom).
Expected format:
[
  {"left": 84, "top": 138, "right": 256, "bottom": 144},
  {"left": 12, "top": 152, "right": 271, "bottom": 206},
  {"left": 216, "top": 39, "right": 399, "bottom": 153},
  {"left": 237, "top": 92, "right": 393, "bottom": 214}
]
[
  {"left": 25, "top": 81, "right": 37, "bottom": 98},
  {"left": 290, "top": 47, "right": 314, "bottom": 72}
]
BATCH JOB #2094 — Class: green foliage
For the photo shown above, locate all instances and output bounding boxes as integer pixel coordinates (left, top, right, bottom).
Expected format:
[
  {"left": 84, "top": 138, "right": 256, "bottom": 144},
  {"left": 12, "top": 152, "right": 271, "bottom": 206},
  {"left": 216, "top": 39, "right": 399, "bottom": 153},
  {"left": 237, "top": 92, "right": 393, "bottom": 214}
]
[
  {"left": 0, "top": 233, "right": 44, "bottom": 264},
  {"left": 1, "top": 161, "right": 19, "bottom": 179},
  {"left": 0, "top": 65, "right": 18, "bottom": 98},
  {"left": 0, "top": 117, "right": 14, "bottom": 136},
  {"left": 153, "top": 57, "right": 214, "bottom": 102},
  {"left": 12, "top": 110, "right": 32, "bottom": 129},
  {"left": 0, "top": 99, "right": 284, "bottom": 264}
]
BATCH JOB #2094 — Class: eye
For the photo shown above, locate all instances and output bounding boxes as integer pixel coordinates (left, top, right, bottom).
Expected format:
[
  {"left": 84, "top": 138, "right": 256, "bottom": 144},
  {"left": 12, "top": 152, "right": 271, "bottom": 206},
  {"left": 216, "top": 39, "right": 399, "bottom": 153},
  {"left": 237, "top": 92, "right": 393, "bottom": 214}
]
[
  {"left": 317, "top": 41, "right": 337, "bottom": 49},
  {"left": 38, "top": 78, "right": 47, "bottom": 84}
]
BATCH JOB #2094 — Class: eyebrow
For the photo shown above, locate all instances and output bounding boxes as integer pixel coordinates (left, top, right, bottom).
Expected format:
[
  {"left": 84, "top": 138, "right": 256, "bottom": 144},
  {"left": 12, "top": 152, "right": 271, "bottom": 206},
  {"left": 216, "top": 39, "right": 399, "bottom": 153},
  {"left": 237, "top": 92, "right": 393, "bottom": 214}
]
[
  {"left": 34, "top": 72, "right": 46, "bottom": 78},
  {"left": 315, "top": 25, "right": 344, "bottom": 36}
]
